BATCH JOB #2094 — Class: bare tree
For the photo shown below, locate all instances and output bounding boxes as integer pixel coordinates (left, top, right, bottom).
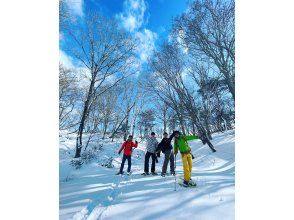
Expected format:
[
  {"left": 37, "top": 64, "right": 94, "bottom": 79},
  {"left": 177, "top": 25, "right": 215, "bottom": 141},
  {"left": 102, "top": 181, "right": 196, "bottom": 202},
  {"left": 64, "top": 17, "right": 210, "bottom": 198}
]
[
  {"left": 189, "top": 62, "right": 221, "bottom": 139},
  {"left": 65, "top": 13, "right": 138, "bottom": 157},
  {"left": 100, "top": 88, "right": 118, "bottom": 139},
  {"left": 173, "top": 0, "right": 235, "bottom": 101},
  {"left": 148, "top": 42, "right": 216, "bottom": 152},
  {"left": 138, "top": 109, "right": 156, "bottom": 135},
  {"left": 59, "top": 64, "right": 79, "bottom": 131},
  {"left": 110, "top": 101, "right": 136, "bottom": 142},
  {"left": 130, "top": 86, "right": 145, "bottom": 137},
  {"left": 154, "top": 99, "right": 171, "bottom": 133}
]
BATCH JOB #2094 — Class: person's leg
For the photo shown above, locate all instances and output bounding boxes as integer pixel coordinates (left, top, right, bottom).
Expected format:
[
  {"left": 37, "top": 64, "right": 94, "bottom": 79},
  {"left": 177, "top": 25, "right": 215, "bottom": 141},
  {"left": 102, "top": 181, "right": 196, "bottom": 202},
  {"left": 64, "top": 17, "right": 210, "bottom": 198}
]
[
  {"left": 162, "top": 150, "right": 170, "bottom": 174},
  {"left": 151, "top": 153, "right": 156, "bottom": 173},
  {"left": 170, "top": 150, "right": 175, "bottom": 173},
  {"left": 120, "top": 155, "right": 127, "bottom": 173},
  {"left": 144, "top": 152, "right": 151, "bottom": 173},
  {"left": 182, "top": 154, "right": 190, "bottom": 182},
  {"left": 127, "top": 156, "right": 131, "bottom": 172},
  {"left": 187, "top": 153, "right": 193, "bottom": 178}
]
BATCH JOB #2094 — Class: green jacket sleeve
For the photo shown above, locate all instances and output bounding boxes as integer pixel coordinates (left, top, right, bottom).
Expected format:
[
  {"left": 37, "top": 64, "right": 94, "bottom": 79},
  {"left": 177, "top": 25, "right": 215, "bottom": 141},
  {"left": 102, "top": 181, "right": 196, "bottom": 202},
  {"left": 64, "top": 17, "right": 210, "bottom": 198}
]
[{"left": 183, "top": 135, "right": 199, "bottom": 141}]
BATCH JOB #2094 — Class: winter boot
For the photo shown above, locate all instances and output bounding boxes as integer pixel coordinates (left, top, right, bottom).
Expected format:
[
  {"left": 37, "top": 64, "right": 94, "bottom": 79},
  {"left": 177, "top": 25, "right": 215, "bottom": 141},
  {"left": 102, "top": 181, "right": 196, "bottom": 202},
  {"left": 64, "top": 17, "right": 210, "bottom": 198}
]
[
  {"left": 151, "top": 172, "right": 158, "bottom": 175},
  {"left": 182, "top": 180, "right": 189, "bottom": 187},
  {"left": 161, "top": 172, "right": 166, "bottom": 177},
  {"left": 141, "top": 172, "right": 149, "bottom": 176}
]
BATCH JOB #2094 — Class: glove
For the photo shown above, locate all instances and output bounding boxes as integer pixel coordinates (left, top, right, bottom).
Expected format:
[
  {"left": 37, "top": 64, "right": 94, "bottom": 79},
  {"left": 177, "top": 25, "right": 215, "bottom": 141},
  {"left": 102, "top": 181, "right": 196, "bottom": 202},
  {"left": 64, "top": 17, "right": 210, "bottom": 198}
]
[
  {"left": 170, "top": 131, "right": 175, "bottom": 139},
  {"left": 191, "top": 153, "right": 195, "bottom": 159},
  {"left": 135, "top": 141, "right": 138, "bottom": 144},
  {"left": 156, "top": 152, "right": 160, "bottom": 158},
  {"left": 118, "top": 151, "right": 121, "bottom": 155}
]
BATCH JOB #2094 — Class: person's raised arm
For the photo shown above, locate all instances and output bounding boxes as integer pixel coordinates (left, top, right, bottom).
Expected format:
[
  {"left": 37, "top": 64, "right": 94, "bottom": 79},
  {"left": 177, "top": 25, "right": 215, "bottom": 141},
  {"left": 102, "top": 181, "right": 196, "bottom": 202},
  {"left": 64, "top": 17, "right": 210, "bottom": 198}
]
[
  {"left": 183, "top": 135, "right": 199, "bottom": 141},
  {"left": 167, "top": 132, "right": 176, "bottom": 143},
  {"left": 132, "top": 140, "right": 138, "bottom": 148}
]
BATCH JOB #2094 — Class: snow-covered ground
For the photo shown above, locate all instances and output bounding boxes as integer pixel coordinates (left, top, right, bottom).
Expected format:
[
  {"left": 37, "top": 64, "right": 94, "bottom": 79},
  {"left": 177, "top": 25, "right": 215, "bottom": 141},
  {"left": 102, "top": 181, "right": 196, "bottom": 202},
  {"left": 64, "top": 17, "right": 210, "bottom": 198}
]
[{"left": 60, "top": 131, "right": 235, "bottom": 220}]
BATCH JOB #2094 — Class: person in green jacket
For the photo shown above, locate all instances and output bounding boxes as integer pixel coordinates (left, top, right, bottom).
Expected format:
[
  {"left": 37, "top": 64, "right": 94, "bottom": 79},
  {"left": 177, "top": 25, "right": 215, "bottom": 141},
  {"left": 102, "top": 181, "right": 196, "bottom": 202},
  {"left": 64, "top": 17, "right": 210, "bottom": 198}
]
[{"left": 173, "top": 130, "right": 199, "bottom": 187}]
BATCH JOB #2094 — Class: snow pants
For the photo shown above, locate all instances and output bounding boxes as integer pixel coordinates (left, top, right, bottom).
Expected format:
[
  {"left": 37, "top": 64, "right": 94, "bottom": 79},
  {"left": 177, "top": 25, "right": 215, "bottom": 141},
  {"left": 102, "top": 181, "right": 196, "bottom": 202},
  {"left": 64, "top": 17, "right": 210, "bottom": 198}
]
[
  {"left": 181, "top": 153, "right": 193, "bottom": 182},
  {"left": 120, "top": 155, "right": 131, "bottom": 173},
  {"left": 162, "top": 149, "right": 175, "bottom": 174},
  {"left": 144, "top": 151, "right": 156, "bottom": 173}
]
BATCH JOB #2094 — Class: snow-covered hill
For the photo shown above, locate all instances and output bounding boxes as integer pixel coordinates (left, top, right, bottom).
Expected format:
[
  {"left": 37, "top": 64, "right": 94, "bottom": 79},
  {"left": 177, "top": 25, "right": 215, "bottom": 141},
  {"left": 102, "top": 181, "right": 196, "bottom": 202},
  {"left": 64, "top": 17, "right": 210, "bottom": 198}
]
[{"left": 59, "top": 131, "right": 235, "bottom": 220}]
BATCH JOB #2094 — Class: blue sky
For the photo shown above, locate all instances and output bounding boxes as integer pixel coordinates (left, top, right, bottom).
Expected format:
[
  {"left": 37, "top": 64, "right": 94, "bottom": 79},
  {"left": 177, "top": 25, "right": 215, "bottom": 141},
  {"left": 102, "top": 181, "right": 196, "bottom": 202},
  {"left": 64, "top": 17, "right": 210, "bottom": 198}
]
[
  {"left": 86, "top": 0, "right": 188, "bottom": 40},
  {"left": 60, "top": 0, "right": 189, "bottom": 68}
]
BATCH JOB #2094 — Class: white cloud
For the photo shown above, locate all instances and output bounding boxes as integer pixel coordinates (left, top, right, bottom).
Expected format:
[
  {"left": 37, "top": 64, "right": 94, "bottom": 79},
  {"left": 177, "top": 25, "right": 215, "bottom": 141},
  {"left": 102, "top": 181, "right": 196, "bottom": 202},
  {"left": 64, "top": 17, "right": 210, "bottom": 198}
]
[
  {"left": 59, "top": 50, "right": 74, "bottom": 68},
  {"left": 116, "top": 0, "right": 158, "bottom": 65},
  {"left": 117, "top": 0, "right": 147, "bottom": 32},
  {"left": 135, "top": 29, "right": 158, "bottom": 63},
  {"left": 65, "top": 0, "right": 84, "bottom": 17}
]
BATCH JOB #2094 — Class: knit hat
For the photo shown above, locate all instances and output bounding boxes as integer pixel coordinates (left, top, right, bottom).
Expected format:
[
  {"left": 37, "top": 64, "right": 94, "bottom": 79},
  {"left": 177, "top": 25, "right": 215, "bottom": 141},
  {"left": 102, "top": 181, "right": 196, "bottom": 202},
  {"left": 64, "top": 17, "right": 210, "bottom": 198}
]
[{"left": 173, "top": 130, "right": 181, "bottom": 135}]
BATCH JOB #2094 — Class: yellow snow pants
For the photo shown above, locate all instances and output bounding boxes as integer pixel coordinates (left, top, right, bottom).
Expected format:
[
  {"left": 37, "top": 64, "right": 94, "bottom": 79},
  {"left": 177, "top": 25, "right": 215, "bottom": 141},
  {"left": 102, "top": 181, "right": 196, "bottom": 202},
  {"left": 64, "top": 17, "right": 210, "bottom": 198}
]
[{"left": 181, "top": 153, "right": 193, "bottom": 182}]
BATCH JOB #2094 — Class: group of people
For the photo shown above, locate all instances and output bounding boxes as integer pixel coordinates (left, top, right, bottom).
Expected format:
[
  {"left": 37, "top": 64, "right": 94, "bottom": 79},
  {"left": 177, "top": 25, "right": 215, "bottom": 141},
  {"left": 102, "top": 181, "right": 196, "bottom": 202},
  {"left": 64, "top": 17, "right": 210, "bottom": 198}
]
[{"left": 117, "top": 130, "right": 199, "bottom": 187}]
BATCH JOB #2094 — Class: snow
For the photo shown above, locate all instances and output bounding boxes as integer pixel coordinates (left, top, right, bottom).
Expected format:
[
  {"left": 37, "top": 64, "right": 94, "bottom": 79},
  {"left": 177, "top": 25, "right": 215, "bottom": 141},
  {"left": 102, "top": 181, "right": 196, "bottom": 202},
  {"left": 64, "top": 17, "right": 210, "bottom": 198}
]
[{"left": 60, "top": 130, "right": 235, "bottom": 220}]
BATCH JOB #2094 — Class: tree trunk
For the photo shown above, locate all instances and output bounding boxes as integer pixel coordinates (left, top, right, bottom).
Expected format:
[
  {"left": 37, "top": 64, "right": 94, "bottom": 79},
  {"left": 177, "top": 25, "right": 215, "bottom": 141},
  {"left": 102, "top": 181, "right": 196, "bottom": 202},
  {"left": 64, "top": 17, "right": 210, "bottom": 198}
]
[
  {"left": 75, "top": 79, "right": 95, "bottom": 158},
  {"left": 102, "top": 122, "right": 108, "bottom": 139},
  {"left": 226, "top": 76, "right": 235, "bottom": 101},
  {"left": 131, "top": 124, "right": 135, "bottom": 137},
  {"left": 123, "top": 113, "right": 129, "bottom": 141},
  {"left": 193, "top": 116, "right": 216, "bottom": 153},
  {"left": 192, "top": 123, "right": 196, "bottom": 135},
  {"left": 176, "top": 111, "right": 185, "bottom": 135},
  {"left": 111, "top": 102, "right": 135, "bottom": 141},
  {"left": 204, "top": 118, "right": 212, "bottom": 140}
]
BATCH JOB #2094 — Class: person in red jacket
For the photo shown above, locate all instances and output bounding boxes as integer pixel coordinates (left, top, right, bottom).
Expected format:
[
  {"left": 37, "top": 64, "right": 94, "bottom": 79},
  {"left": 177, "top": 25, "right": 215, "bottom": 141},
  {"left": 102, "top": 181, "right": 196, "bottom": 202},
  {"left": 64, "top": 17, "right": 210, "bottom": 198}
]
[{"left": 116, "top": 135, "right": 138, "bottom": 175}]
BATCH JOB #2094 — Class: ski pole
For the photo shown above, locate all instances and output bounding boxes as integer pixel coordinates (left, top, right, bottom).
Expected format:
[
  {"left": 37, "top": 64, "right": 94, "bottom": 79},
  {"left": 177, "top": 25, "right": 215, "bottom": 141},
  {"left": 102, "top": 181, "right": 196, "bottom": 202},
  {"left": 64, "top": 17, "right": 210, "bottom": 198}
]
[{"left": 174, "top": 154, "right": 177, "bottom": 191}]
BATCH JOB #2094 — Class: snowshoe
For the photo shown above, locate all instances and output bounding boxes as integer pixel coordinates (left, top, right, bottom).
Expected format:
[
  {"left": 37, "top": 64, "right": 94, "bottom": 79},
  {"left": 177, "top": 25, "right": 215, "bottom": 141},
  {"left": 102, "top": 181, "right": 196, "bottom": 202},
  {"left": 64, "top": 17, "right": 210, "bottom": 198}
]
[
  {"left": 170, "top": 172, "right": 175, "bottom": 176},
  {"left": 126, "top": 171, "right": 132, "bottom": 175},
  {"left": 179, "top": 180, "right": 189, "bottom": 187},
  {"left": 116, "top": 171, "right": 124, "bottom": 175},
  {"left": 151, "top": 172, "right": 158, "bottom": 175},
  {"left": 141, "top": 172, "right": 149, "bottom": 176},
  {"left": 161, "top": 173, "right": 166, "bottom": 177},
  {"left": 178, "top": 179, "right": 197, "bottom": 188},
  {"left": 188, "top": 179, "right": 197, "bottom": 187}
]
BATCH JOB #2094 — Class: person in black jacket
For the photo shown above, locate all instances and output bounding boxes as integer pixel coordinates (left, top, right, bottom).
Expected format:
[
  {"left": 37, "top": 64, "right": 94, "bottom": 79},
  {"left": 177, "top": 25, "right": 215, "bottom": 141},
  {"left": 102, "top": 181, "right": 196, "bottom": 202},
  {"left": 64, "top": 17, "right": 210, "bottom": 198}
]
[{"left": 157, "top": 132, "right": 175, "bottom": 177}]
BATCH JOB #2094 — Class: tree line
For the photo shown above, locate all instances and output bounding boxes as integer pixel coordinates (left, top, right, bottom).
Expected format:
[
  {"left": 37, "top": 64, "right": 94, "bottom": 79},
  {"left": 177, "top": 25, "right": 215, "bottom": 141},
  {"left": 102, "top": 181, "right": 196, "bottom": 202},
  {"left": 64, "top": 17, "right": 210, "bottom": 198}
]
[{"left": 59, "top": 0, "right": 235, "bottom": 157}]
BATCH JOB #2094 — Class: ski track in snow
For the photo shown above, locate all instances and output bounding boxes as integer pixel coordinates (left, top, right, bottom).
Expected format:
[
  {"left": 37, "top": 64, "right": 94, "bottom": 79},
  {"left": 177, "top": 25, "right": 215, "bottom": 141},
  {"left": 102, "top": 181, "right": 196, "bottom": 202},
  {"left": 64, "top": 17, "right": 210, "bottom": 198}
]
[
  {"left": 60, "top": 131, "right": 235, "bottom": 220},
  {"left": 71, "top": 169, "right": 133, "bottom": 220}
]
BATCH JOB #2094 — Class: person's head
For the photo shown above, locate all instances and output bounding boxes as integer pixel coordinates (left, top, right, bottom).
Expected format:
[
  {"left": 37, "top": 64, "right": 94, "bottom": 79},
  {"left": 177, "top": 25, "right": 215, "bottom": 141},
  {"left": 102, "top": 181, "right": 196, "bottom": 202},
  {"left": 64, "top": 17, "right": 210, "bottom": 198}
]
[
  {"left": 163, "top": 132, "right": 168, "bottom": 138},
  {"left": 128, "top": 135, "right": 133, "bottom": 141},
  {"left": 151, "top": 132, "right": 156, "bottom": 137},
  {"left": 174, "top": 131, "right": 180, "bottom": 138}
]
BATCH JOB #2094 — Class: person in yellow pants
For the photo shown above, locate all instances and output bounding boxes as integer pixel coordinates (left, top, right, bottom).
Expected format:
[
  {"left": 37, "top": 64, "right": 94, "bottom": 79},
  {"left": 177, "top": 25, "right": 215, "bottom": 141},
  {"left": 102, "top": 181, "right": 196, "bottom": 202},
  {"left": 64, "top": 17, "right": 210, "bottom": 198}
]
[
  {"left": 173, "top": 130, "right": 199, "bottom": 187},
  {"left": 182, "top": 153, "right": 193, "bottom": 183}
]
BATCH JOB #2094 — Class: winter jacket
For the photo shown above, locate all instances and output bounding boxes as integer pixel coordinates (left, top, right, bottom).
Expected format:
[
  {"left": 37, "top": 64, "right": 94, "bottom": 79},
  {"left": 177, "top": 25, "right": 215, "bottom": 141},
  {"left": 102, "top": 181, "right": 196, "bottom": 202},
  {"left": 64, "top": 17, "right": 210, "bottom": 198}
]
[
  {"left": 174, "top": 135, "right": 199, "bottom": 154},
  {"left": 119, "top": 140, "right": 138, "bottom": 156},
  {"left": 158, "top": 137, "right": 173, "bottom": 153},
  {"left": 145, "top": 136, "right": 159, "bottom": 153}
]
